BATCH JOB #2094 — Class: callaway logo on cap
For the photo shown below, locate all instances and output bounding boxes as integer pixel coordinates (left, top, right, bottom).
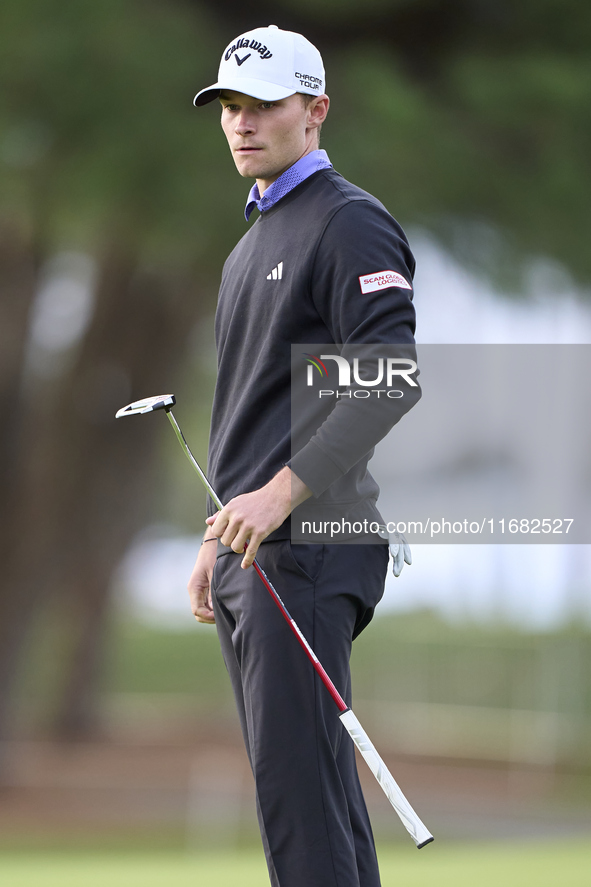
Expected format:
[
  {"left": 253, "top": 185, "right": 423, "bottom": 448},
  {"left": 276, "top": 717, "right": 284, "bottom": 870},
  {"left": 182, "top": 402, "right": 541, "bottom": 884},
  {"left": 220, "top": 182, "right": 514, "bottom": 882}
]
[{"left": 194, "top": 25, "right": 325, "bottom": 107}]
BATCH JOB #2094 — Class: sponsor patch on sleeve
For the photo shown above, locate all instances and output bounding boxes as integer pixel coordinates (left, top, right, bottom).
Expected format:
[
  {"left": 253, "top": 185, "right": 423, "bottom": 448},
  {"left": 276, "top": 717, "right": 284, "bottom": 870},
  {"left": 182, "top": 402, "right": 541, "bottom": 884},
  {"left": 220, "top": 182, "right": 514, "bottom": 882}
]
[{"left": 359, "top": 270, "right": 412, "bottom": 294}]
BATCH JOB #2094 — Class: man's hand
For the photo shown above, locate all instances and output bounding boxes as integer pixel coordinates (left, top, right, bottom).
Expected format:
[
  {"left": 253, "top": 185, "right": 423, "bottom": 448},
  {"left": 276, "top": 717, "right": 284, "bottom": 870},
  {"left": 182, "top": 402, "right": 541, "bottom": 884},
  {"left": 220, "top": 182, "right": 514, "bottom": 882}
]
[
  {"left": 187, "top": 535, "right": 217, "bottom": 623},
  {"left": 206, "top": 466, "right": 311, "bottom": 569}
]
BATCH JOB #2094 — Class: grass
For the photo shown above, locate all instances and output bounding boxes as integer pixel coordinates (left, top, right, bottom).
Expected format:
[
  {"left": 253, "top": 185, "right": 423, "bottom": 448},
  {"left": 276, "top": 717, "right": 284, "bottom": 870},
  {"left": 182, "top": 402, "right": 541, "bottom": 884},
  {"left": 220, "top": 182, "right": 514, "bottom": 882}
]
[{"left": 1, "top": 840, "right": 590, "bottom": 887}]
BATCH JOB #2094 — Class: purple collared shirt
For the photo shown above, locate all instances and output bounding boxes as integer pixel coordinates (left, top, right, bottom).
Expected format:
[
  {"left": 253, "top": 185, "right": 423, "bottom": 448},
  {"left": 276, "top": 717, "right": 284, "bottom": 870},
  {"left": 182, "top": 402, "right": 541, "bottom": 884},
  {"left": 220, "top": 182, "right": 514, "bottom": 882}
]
[{"left": 244, "top": 149, "right": 333, "bottom": 221}]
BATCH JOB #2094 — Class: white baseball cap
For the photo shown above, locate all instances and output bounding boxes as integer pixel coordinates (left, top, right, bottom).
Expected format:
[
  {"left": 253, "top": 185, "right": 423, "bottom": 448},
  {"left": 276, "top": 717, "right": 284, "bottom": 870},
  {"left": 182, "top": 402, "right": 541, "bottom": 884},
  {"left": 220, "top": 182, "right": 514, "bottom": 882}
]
[{"left": 194, "top": 24, "right": 325, "bottom": 107}]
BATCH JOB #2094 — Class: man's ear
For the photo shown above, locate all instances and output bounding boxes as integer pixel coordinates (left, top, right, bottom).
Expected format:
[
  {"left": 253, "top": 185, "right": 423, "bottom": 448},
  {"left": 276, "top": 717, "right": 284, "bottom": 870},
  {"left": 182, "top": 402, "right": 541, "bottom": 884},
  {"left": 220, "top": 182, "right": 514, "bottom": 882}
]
[{"left": 307, "top": 94, "right": 330, "bottom": 131}]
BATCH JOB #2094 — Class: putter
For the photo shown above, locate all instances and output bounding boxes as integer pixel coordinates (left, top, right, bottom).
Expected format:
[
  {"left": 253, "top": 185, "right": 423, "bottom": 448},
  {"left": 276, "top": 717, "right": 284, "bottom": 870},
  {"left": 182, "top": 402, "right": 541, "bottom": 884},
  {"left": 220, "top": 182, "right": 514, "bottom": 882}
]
[{"left": 116, "top": 393, "right": 434, "bottom": 849}]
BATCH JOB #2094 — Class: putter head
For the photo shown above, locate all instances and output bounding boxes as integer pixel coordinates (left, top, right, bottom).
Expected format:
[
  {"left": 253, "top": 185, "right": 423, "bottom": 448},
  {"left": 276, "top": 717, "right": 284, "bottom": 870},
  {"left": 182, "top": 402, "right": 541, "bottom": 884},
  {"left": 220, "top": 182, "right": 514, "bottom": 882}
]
[{"left": 116, "top": 394, "right": 176, "bottom": 418}]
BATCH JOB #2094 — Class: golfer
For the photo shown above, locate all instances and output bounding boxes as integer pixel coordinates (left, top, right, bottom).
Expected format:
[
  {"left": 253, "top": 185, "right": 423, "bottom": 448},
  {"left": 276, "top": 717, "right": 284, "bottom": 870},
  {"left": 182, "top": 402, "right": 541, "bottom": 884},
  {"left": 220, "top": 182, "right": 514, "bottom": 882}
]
[{"left": 188, "top": 25, "right": 418, "bottom": 887}]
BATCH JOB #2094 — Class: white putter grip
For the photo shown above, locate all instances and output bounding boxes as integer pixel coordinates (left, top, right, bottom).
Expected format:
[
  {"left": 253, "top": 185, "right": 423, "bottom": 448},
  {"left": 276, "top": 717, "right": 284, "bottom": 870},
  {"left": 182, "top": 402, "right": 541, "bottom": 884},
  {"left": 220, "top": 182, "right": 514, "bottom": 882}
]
[{"left": 339, "top": 710, "right": 434, "bottom": 848}]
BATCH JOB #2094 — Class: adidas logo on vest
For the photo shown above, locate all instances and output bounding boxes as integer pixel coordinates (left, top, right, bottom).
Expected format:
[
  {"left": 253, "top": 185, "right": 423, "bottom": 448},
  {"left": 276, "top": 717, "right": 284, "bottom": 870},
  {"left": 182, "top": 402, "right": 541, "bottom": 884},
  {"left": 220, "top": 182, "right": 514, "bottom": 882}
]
[{"left": 267, "top": 262, "right": 283, "bottom": 280}]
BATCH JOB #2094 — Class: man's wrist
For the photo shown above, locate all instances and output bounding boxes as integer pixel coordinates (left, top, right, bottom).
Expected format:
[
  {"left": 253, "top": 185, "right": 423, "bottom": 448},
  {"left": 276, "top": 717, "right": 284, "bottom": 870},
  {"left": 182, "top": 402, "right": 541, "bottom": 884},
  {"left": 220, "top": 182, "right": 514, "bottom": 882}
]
[{"left": 285, "top": 466, "right": 312, "bottom": 509}]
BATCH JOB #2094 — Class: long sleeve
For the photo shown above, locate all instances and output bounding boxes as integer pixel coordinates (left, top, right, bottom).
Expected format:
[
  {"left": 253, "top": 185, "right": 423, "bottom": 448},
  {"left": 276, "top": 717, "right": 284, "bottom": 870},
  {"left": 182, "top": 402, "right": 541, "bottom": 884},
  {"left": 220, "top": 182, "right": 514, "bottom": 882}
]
[{"left": 290, "top": 199, "right": 421, "bottom": 498}]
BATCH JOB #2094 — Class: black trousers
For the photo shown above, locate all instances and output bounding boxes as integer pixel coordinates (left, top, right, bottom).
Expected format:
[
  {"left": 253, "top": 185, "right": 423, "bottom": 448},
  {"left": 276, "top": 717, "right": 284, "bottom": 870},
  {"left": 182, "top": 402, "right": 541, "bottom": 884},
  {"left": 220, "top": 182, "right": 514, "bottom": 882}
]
[{"left": 211, "top": 540, "right": 389, "bottom": 887}]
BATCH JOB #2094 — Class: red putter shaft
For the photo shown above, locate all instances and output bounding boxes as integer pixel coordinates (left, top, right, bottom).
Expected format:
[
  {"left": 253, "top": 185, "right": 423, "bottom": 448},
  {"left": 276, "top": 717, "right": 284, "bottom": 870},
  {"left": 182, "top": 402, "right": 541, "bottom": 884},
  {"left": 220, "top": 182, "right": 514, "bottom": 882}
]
[{"left": 251, "top": 558, "right": 348, "bottom": 713}]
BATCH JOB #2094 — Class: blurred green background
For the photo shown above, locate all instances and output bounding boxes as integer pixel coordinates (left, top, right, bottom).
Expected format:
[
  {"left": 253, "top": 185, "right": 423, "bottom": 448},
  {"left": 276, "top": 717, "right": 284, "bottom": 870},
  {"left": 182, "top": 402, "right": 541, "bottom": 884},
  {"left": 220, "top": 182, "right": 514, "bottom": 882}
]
[{"left": 1, "top": 0, "right": 591, "bottom": 883}]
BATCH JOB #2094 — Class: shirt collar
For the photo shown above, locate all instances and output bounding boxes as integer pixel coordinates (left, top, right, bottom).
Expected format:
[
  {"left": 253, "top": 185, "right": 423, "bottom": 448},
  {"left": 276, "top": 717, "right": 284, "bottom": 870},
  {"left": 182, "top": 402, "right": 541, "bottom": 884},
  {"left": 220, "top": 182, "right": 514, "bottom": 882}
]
[{"left": 244, "top": 149, "right": 333, "bottom": 221}]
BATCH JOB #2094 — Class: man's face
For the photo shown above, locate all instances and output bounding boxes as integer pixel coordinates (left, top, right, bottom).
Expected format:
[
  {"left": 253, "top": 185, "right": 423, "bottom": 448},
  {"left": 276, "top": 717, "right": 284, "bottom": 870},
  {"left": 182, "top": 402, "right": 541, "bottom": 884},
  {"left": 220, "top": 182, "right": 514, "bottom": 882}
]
[{"left": 219, "top": 91, "right": 318, "bottom": 190}]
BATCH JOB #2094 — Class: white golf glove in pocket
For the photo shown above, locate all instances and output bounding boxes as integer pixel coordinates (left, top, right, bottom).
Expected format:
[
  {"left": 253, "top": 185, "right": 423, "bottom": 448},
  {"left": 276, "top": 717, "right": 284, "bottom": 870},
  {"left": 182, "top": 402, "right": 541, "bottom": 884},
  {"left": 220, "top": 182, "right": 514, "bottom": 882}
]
[{"left": 378, "top": 525, "right": 412, "bottom": 577}]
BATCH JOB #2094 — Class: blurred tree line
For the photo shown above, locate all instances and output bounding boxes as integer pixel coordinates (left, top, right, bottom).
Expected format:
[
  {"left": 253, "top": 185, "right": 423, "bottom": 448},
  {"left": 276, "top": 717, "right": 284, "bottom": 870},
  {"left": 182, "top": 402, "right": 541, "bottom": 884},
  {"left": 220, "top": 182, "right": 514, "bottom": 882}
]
[{"left": 0, "top": 0, "right": 590, "bottom": 746}]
